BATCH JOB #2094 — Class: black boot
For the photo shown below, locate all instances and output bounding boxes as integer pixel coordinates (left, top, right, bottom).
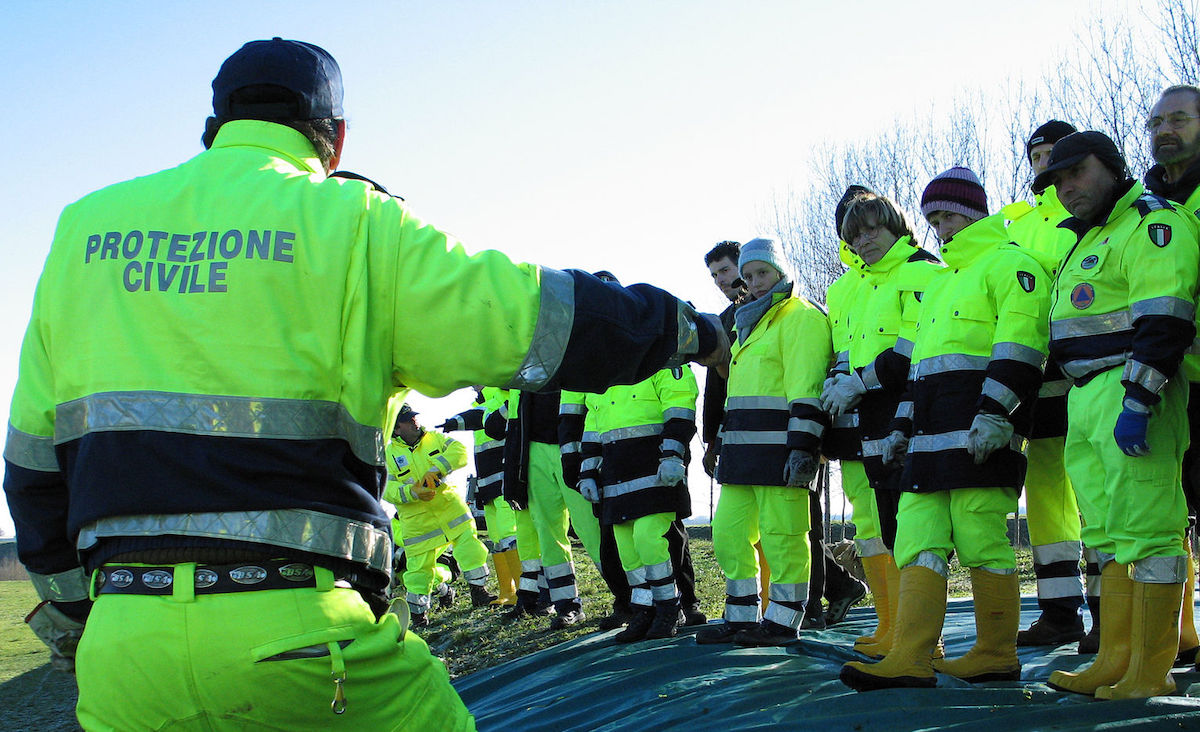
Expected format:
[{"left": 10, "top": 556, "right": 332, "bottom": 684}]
[
  {"left": 598, "top": 601, "right": 635, "bottom": 630},
  {"left": 470, "top": 583, "right": 498, "bottom": 608},
  {"left": 614, "top": 608, "right": 655, "bottom": 643},
  {"left": 695, "top": 620, "right": 757, "bottom": 645},
  {"left": 436, "top": 582, "right": 456, "bottom": 609},
  {"left": 645, "top": 600, "right": 681, "bottom": 640},
  {"left": 734, "top": 619, "right": 800, "bottom": 647}
]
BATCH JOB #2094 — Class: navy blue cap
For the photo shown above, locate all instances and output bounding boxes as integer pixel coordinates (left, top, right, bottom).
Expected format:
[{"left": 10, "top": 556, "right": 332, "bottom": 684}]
[
  {"left": 212, "top": 38, "right": 343, "bottom": 120},
  {"left": 396, "top": 404, "right": 418, "bottom": 422},
  {"left": 1031, "top": 131, "right": 1128, "bottom": 194}
]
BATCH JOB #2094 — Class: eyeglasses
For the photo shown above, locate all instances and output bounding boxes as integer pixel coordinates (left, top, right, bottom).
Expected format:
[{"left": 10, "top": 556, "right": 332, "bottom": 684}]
[{"left": 1146, "top": 113, "right": 1200, "bottom": 132}]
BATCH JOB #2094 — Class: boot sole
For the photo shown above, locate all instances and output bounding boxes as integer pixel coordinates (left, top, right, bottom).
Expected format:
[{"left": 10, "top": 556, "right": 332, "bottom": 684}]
[{"left": 839, "top": 665, "right": 936, "bottom": 692}]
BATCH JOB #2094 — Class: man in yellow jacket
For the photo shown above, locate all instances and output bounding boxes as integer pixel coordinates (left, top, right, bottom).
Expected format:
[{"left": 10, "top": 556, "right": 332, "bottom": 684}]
[
  {"left": 384, "top": 403, "right": 496, "bottom": 625},
  {"left": 4, "top": 38, "right": 727, "bottom": 731}
]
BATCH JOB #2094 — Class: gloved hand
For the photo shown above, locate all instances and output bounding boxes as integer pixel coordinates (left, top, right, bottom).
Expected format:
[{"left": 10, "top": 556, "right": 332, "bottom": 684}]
[
  {"left": 578, "top": 478, "right": 601, "bottom": 504},
  {"left": 821, "top": 371, "right": 867, "bottom": 417},
  {"left": 881, "top": 430, "right": 909, "bottom": 466},
  {"left": 1114, "top": 398, "right": 1152, "bottom": 457},
  {"left": 966, "top": 412, "right": 1014, "bottom": 465},
  {"left": 657, "top": 456, "right": 686, "bottom": 486},
  {"left": 435, "top": 419, "right": 457, "bottom": 432},
  {"left": 702, "top": 445, "right": 718, "bottom": 478},
  {"left": 418, "top": 469, "right": 440, "bottom": 501},
  {"left": 783, "top": 449, "right": 819, "bottom": 488},
  {"left": 26, "top": 601, "right": 84, "bottom": 673}
]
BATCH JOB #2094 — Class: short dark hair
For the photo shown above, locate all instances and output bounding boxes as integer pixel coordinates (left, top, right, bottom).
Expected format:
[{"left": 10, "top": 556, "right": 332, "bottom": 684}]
[
  {"left": 201, "top": 84, "right": 341, "bottom": 169},
  {"left": 1160, "top": 84, "right": 1200, "bottom": 115},
  {"left": 704, "top": 241, "right": 741, "bottom": 267}
]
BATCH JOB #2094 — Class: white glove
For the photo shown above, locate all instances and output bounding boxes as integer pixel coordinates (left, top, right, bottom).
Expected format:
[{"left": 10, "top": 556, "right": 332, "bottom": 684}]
[
  {"left": 881, "top": 430, "right": 909, "bottom": 466},
  {"left": 657, "top": 456, "right": 686, "bottom": 486},
  {"left": 782, "top": 449, "right": 819, "bottom": 488},
  {"left": 26, "top": 601, "right": 84, "bottom": 673},
  {"left": 966, "top": 412, "right": 1014, "bottom": 465},
  {"left": 821, "top": 371, "right": 867, "bottom": 417},
  {"left": 579, "top": 478, "right": 601, "bottom": 504}
]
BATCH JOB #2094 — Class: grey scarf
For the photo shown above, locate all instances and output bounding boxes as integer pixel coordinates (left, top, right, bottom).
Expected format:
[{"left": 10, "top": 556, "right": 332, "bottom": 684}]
[{"left": 733, "top": 278, "right": 794, "bottom": 344}]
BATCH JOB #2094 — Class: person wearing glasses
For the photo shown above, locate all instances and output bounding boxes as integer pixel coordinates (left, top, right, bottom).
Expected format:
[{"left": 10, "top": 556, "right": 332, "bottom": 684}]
[{"left": 1143, "top": 84, "right": 1200, "bottom": 672}]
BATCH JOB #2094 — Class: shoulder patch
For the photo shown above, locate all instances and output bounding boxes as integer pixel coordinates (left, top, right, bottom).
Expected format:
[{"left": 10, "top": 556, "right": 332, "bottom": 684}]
[
  {"left": 1147, "top": 222, "right": 1173, "bottom": 247},
  {"left": 1016, "top": 270, "right": 1036, "bottom": 293},
  {"left": 1134, "top": 193, "right": 1175, "bottom": 218},
  {"left": 329, "top": 170, "right": 405, "bottom": 200},
  {"left": 671, "top": 366, "right": 683, "bottom": 380}
]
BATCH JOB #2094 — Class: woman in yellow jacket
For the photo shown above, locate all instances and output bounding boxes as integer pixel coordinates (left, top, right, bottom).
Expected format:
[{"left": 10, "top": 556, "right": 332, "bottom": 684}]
[{"left": 695, "top": 238, "right": 833, "bottom": 647}]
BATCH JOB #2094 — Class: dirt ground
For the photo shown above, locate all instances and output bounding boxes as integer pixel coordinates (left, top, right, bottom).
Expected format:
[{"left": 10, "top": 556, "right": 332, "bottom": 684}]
[{"left": 0, "top": 660, "right": 80, "bottom": 732}]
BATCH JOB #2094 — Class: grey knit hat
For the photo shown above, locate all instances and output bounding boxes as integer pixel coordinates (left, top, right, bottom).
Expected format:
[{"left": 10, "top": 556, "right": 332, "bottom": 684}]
[{"left": 738, "top": 238, "right": 788, "bottom": 276}]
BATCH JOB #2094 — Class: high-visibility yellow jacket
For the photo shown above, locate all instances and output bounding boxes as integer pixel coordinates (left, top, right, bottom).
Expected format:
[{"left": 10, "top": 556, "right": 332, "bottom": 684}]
[
  {"left": 3, "top": 119, "right": 716, "bottom": 602},
  {"left": 444, "top": 386, "right": 508, "bottom": 507},
  {"left": 825, "top": 237, "right": 940, "bottom": 475},
  {"left": 382, "top": 428, "right": 471, "bottom": 554},
  {"left": 719, "top": 286, "right": 832, "bottom": 487},
  {"left": 578, "top": 367, "right": 698, "bottom": 525},
  {"left": 1049, "top": 181, "right": 1199, "bottom": 405},
  {"left": 1144, "top": 163, "right": 1200, "bottom": 383},
  {"left": 900, "top": 213, "right": 1050, "bottom": 493},
  {"left": 1004, "top": 188, "right": 1077, "bottom": 439}
]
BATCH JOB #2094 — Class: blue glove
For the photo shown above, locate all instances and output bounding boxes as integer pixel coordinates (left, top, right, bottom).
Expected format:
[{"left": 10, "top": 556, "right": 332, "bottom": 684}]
[{"left": 1114, "top": 399, "right": 1151, "bottom": 457}]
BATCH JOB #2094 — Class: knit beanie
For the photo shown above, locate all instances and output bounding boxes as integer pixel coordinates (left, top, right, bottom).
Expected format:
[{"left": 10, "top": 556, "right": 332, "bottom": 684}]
[
  {"left": 920, "top": 167, "right": 988, "bottom": 221},
  {"left": 834, "top": 184, "right": 875, "bottom": 237},
  {"left": 738, "top": 238, "right": 788, "bottom": 277},
  {"left": 1026, "top": 120, "right": 1077, "bottom": 162}
]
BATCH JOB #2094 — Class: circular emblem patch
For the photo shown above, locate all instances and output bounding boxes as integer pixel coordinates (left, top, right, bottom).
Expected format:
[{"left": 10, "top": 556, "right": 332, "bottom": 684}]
[
  {"left": 1070, "top": 283, "right": 1096, "bottom": 309},
  {"left": 194, "top": 568, "right": 219, "bottom": 588},
  {"left": 141, "top": 569, "right": 173, "bottom": 589},
  {"left": 230, "top": 565, "right": 268, "bottom": 585},
  {"left": 109, "top": 569, "right": 134, "bottom": 588},
  {"left": 279, "top": 563, "right": 315, "bottom": 582},
  {"left": 1081, "top": 255, "right": 1099, "bottom": 269}
]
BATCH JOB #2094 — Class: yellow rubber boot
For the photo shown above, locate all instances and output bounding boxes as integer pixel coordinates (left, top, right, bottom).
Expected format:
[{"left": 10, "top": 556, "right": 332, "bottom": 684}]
[
  {"left": 1095, "top": 580, "right": 1183, "bottom": 700},
  {"left": 840, "top": 566, "right": 947, "bottom": 691},
  {"left": 854, "top": 553, "right": 899, "bottom": 658},
  {"left": 933, "top": 568, "right": 1021, "bottom": 682},
  {"left": 488, "top": 549, "right": 519, "bottom": 607},
  {"left": 1049, "top": 561, "right": 1133, "bottom": 695},
  {"left": 1177, "top": 540, "right": 1198, "bottom": 662},
  {"left": 756, "top": 542, "right": 771, "bottom": 612}
]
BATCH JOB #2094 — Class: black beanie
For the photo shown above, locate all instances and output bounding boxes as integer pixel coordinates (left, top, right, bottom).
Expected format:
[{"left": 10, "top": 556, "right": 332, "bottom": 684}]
[
  {"left": 1026, "top": 120, "right": 1077, "bottom": 162},
  {"left": 834, "top": 185, "right": 875, "bottom": 237}
]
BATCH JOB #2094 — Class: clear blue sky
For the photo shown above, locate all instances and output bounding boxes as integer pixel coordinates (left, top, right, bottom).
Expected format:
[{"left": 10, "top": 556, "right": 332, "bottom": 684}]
[{"left": 0, "top": 1, "right": 1091, "bottom": 535}]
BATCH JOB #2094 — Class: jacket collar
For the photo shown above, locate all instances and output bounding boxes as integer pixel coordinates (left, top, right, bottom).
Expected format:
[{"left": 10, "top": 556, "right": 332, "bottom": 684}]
[
  {"left": 862, "top": 235, "right": 917, "bottom": 275},
  {"left": 1145, "top": 158, "right": 1200, "bottom": 203},
  {"left": 210, "top": 120, "right": 325, "bottom": 176},
  {"left": 936, "top": 214, "right": 1007, "bottom": 268}
]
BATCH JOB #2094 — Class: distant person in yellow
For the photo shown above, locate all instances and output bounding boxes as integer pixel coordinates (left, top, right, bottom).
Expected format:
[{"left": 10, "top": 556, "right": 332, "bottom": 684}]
[{"left": 384, "top": 401, "right": 496, "bottom": 626}]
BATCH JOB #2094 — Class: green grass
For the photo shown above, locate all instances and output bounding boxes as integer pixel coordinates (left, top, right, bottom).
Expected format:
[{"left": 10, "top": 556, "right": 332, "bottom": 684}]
[{"left": 0, "top": 581, "right": 50, "bottom": 683}]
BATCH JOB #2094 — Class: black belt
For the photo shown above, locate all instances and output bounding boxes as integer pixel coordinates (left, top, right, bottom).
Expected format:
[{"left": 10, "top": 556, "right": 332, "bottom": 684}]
[{"left": 97, "top": 559, "right": 319, "bottom": 596}]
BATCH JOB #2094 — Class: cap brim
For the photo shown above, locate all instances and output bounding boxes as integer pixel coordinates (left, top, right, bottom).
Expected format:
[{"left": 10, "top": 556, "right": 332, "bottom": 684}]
[{"left": 1031, "top": 151, "right": 1088, "bottom": 194}]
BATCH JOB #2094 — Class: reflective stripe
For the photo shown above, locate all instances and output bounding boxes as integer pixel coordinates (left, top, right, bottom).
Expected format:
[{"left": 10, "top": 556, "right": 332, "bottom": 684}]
[
  {"left": 912, "top": 353, "right": 989, "bottom": 377},
  {"left": 644, "top": 560, "right": 673, "bottom": 582},
  {"left": 725, "top": 603, "right": 759, "bottom": 623},
  {"left": 1031, "top": 540, "right": 1083, "bottom": 565},
  {"left": 768, "top": 582, "right": 806, "bottom": 603},
  {"left": 631, "top": 586, "right": 653, "bottom": 607},
  {"left": 477, "top": 437, "right": 503, "bottom": 451},
  {"left": 601, "top": 424, "right": 663, "bottom": 443},
  {"left": 477, "top": 472, "right": 502, "bottom": 488},
  {"left": 544, "top": 561, "right": 576, "bottom": 580},
  {"left": 506, "top": 267, "right": 573, "bottom": 390},
  {"left": 663, "top": 407, "right": 696, "bottom": 422},
  {"left": 1131, "top": 555, "right": 1187, "bottom": 583},
  {"left": 1038, "top": 379, "right": 1071, "bottom": 398},
  {"left": 977, "top": 565, "right": 1015, "bottom": 576},
  {"left": 788, "top": 418, "right": 824, "bottom": 437},
  {"left": 991, "top": 342, "right": 1046, "bottom": 369},
  {"left": 763, "top": 602, "right": 801, "bottom": 629},
  {"left": 982, "top": 378, "right": 1021, "bottom": 413},
  {"left": 661, "top": 438, "right": 686, "bottom": 455},
  {"left": 463, "top": 565, "right": 488, "bottom": 582},
  {"left": 720, "top": 430, "right": 789, "bottom": 446},
  {"left": 727, "top": 577, "right": 759, "bottom": 597},
  {"left": 604, "top": 475, "right": 659, "bottom": 498},
  {"left": 861, "top": 437, "right": 889, "bottom": 458},
  {"left": 582, "top": 431, "right": 600, "bottom": 443},
  {"left": 77, "top": 509, "right": 392, "bottom": 575},
  {"left": 434, "top": 455, "right": 452, "bottom": 473},
  {"left": 832, "top": 412, "right": 859, "bottom": 429},
  {"left": 727, "top": 396, "right": 788, "bottom": 411},
  {"left": 835, "top": 350, "right": 850, "bottom": 367},
  {"left": 521, "top": 559, "right": 543, "bottom": 573},
  {"left": 559, "top": 440, "right": 581, "bottom": 456},
  {"left": 446, "top": 512, "right": 472, "bottom": 530},
  {"left": 790, "top": 397, "right": 823, "bottom": 410},
  {"left": 651, "top": 581, "right": 678, "bottom": 602},
  {"left": 406, "top": 592, "right": 432, "bottom": 611},
  {"left": 855, "top": 536, "right": 888, "bottom": 558},
  {"left": 1131, "top": 296, "right": 1194, "bottom": 321},
  {"left": 549, "top": 584, "right": 578, "bottom": 602},
  {"left": 404, "top": 528, "right": 445, "bottom": 547},
  {"left": 1061, "top": 353, "right": 1127, "bottom": 379},
  {"left": 909, "top": 430, "right": 1027, "bottom": 455},
  {"left": 1050, "top": 310, "right": 1132, "bottom": 339},
  {"left": 4, "top": 424, "right": 59, "bottom": 472},
  {"left": 896, "top": 401, "right": 913, "bottom": 420},
  {"left": 56, "top": 391, "right": 383, "bottom": 466},
  {"left": 581, "top": 457, "right": 602, "bottom": 472},
  {"left": 30, "top": 567, "right": 91, "bottom": 603},
  {"left": 894, "top": 338, "right": 914, "bottom": 358},
  {"left": 1036, "top": 576, "right": 1085, "bottom": 600},
  {"left": 559, "top": 403, "right": 586, "bottom": 416},
  {"left": 1123, "top": 360, "right": 1168, "bottom": 394},
  {"left": 861, "top": 361, "right": 882, "bottom": 390},
  {"left": 909, "top": 550, "right": 949, "bottom": 578}
]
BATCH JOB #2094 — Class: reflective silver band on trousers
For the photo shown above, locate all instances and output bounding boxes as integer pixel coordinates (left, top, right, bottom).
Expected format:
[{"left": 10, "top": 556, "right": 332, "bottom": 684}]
[
  {"left": 910, "top": 353, "right": 988, "bottom": 378},
  {"left": 909, "top": 550, "right": 949, "bottom": 578},
  {"left": 601, "top": 423, "right": 663, "bottom": 443},
  {"left": 1031, "top": 540, "right": 1083, "bottom": 565},
  {"left": 505, "top": 266, "right": 574, "bottom": 391},
  {"left": 4, "top": 424, "right": 58, "bottom": 472},
  {"left": 908, "top": 430, "right": 1027, "bottom": 455},
  {"left": 55, "top": 391, "right": 384, "bottom": 466},
  {"left": 663, "top": 407, "right": 696, "bottom": 422},
  {"left": 77, "top": 509, "right": 393, "bottom": 576},
  {"left": 1123, "top": 359, "right": 1168, "bottom": 394},
  {"left": 30, "top": 567, "right": 91, "bottom": 603},
  {"left": 1131, "top": 555, "right": 1187, "bottom": 583}
]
